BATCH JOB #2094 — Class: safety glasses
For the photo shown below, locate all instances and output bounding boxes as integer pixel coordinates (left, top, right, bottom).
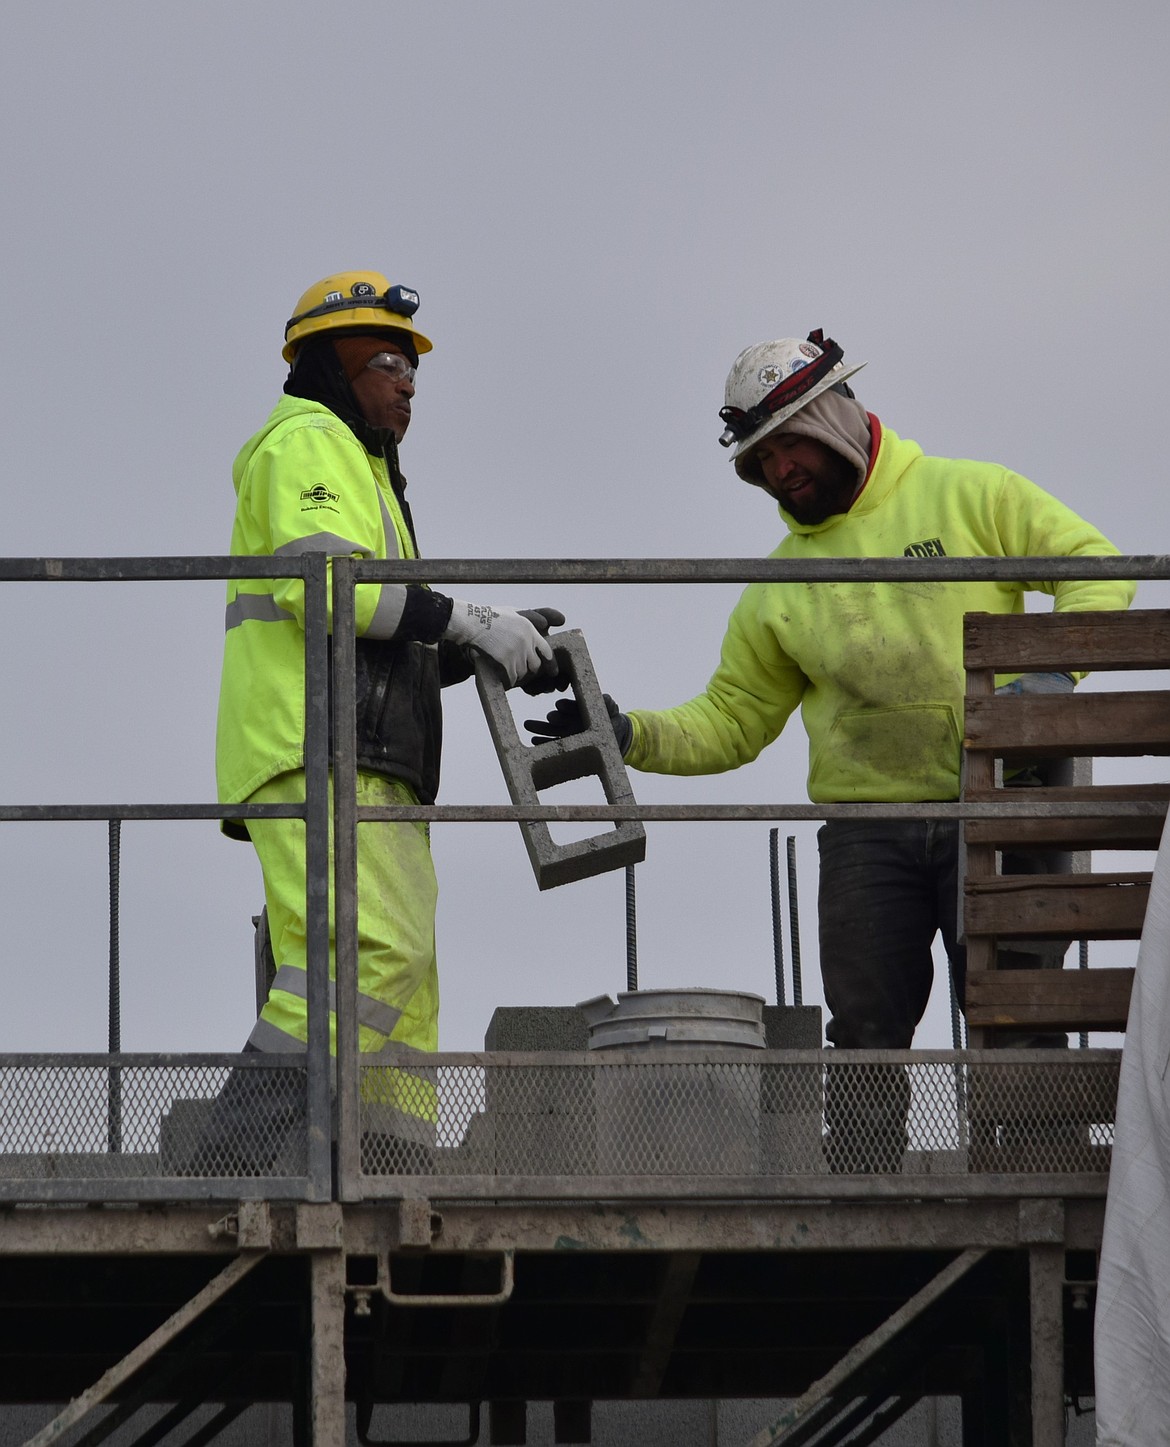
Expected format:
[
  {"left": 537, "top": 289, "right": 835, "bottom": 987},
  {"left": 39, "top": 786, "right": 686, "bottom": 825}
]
[{"left": 365, "top": 352, "right": 417, "bottom": 384}]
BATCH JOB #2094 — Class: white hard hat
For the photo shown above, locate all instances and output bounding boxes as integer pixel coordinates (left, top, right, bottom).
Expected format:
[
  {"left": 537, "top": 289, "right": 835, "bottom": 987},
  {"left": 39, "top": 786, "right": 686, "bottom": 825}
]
[{"left": 718, "top": 330, "right": 866, "bottom": 472}]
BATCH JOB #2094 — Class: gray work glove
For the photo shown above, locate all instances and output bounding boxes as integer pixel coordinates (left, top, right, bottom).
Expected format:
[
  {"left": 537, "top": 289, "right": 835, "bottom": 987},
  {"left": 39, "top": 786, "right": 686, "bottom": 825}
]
[
  {"left": 524, "top": 694, "right": 632, "bottom": 755},
  {"left": 517, "top": 608, "right": 572, "bottom": 695},
  {"left": 445, "top": 601, "right": 564, "bottom": 689}
]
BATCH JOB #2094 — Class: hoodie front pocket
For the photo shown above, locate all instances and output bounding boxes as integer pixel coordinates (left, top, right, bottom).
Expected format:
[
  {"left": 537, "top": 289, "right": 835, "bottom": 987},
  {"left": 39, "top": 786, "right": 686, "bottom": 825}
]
[{"left": 809, "top": 704, "right": 962, "bottom": 800}]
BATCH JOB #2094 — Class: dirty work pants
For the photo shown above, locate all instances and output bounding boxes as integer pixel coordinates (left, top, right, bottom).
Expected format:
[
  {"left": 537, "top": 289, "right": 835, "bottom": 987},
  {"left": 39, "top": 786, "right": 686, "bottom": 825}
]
[
  {"left": 244, "top": 769, "right": 439, "bottom": 1130},
  {"left": 817, "top": 818, "right": 1066, "bottom": 1170}
]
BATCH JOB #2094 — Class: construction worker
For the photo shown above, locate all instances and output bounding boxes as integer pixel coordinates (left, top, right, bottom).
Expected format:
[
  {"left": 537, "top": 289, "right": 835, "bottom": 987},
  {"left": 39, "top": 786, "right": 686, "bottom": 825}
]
[
  {"left": 527, "top": 330, "right": 1135, "bottom": 1170},
  {"left": 211, "top": 270, "right": 563, "bottom": 1171}
]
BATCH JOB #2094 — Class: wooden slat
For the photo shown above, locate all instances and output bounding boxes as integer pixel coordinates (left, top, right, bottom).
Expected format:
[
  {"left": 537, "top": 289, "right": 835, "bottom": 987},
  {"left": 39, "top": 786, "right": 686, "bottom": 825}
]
[
  {"left": 963, "top": 609, "right": 1170, "bottom": 673},
  {"left": 964, "top": 815, "right": 1166, "bottom": 850},
  {"left": 965, "top": 873, "right": 1152, "bottom": 938},
  {"left": 963, "top": 783, "right": 1169, "bottom": 849},
  {"left": 965, "top": 967, "right": 1134, "bottom": 1031},
  {"left": 965, "top": 1059, "right": 1120, "bottom": 1122},
  {"left": 964, "top": 784, "right": 1170, "bottom": 804},
  {"left": 963, "top": 691, "right": 1170, "bottom": 760}
]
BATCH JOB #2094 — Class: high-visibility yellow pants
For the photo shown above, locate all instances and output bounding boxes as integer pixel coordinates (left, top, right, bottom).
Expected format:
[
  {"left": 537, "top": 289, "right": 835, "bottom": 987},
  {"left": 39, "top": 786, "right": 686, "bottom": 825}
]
[{"left": 243, "top": 769, "right": 439, "bottom": 1126}]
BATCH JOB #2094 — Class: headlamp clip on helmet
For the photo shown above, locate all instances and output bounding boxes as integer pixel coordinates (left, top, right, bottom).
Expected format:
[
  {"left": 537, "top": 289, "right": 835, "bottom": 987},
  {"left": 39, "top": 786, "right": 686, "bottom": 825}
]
[
  {"left": 718, "top": 329, "right": 844, "bottom": 448},
  {"left": 286, "top": 283, "right": 420, "bottom": 336}
]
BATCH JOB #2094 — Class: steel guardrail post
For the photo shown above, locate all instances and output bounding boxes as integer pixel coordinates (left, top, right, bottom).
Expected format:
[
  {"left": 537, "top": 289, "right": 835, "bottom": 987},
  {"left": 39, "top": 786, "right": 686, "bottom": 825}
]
[
  {"left": 332, "top": 557, "right": 361, "bottom": 1203},
  {"left": 303, "top": 552, "right": 333, "bottom": 1202}
]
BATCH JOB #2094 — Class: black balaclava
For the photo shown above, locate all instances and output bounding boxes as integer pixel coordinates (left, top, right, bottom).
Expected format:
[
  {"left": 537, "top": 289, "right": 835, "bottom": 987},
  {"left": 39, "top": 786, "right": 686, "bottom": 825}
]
[{"left": 283, "top": 333, "right": 417, "bottom": 539}]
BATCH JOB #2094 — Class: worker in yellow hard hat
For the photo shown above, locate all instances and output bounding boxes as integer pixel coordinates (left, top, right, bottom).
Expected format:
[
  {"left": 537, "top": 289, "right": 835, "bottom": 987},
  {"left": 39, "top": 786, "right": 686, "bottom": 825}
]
[{"left": 205, "top": 270, "right": 565, "bottom": 1175}]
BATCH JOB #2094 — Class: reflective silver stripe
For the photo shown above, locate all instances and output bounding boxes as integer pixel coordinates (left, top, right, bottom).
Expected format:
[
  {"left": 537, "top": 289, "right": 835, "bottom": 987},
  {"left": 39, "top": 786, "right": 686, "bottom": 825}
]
[
  {"left": 274, "top": 533, "right": 371, "bottom": 558},
  {"left": 246, "top": 1016, "right": 308, "bottom": 1053},
  {"left": 361, "top": 478, "right": 410, "bottom": 639},
  {"left": 365, "top": 583, "right": 407, "bottom": 639},
  {"left": 357, "top": 992, "right": 403, "bottom": 1038},
  {"left": 366, "top": 1039, "right": 433, "bottom": 1063},
  {"left": 362, "top": 1100, "right": 436, "bottom": 1145},
  {"left": 266, "top": 965, "right": 399, "bottom": 1038},
  {"left": 270, "top": 964, "right": 337, "bottom": 1013},
  {"left": 225, "top": 593, "right": 297, "bottom": 631},
  {"left": 375, "top": 485, "right": 402, "bottom": 560}
]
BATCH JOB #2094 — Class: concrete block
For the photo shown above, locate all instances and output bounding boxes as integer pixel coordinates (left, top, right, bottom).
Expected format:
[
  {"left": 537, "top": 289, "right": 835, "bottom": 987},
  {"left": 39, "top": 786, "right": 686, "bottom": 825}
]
[
  {"left": 482, "top": 1006, "right": 595, "bottom": 1175},
  {"left": 760, "top": 1006, "right": 825, "bottom": 1173},
  {"left": 485, "top": 1006, "right": 591, "bottom": 1052},
  {"left": 761, "top": 1005, "right": 822, "bottom": 1049},
  {"left": 475, "top": 630, "right": 647, "bottom": 889}
]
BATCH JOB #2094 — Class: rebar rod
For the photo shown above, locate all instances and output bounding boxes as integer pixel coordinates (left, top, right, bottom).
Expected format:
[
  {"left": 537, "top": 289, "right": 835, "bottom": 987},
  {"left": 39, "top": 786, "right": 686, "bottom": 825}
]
[
  {"left": 107, "top": 819, "right": 121, "bottom": 1155},
  {"left": 948, "top": 964, "right": 966, "bottom": 1052},
  {"left": 786, "top": 836, "right": 803, "bottom": 1006},
  {"left": 769, "top": 829, "right": 785, "bottom": 1006},
  {"left": 625, "top": 865, "right": 638, "bottom": 992},
  {"left": 1079, "top": 938, "right": 1090, "bottom": 1049}
]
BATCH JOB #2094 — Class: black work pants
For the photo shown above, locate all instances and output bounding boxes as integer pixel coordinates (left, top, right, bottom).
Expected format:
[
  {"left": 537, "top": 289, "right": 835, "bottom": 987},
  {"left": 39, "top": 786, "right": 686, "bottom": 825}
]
[{"left": 816, "top": 818, "right": 1066, "bottom": 1171}]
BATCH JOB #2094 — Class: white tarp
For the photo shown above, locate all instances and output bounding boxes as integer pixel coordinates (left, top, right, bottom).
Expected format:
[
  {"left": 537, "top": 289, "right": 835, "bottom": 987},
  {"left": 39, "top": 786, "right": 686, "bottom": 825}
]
[{"left": 1095, "top": 811, "right": 1170, "bottom": 1445}]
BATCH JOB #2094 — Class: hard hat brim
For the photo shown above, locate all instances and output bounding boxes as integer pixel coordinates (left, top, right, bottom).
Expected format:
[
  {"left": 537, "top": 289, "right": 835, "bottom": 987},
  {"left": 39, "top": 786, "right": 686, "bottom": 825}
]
[
  {"left": 731, "top": 360, "right": 867, "bottom": 474},
  {"left": 282, "top": 312, "right": 434, "bottom": 364}
]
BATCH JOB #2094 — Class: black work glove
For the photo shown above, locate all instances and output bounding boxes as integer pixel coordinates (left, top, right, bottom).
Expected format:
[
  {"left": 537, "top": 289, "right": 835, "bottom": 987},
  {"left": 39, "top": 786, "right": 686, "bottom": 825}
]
[
  {"left": 524, "top": 694, "right": 632, "bottom": 755},
  {"left": 517, "top": 608, "right": 572, "bottom": 695}
]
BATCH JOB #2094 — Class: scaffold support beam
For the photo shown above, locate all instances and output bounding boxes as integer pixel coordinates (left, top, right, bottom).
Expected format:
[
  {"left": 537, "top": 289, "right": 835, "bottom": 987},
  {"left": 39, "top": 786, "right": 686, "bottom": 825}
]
[
  {"left": 21, "top": 1250, "right": 266, "bottom": 1447},
  {"left": 745, "top": 1247, "right": 989, "bottom": 1447}
]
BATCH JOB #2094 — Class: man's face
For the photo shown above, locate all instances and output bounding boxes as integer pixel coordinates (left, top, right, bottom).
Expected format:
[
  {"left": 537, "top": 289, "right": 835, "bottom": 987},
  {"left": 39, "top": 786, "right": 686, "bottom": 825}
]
[
  {"left": 750, "top": 430, "right": 859, "bottom": 524},
  {"left": 349, "top": 338, "right": 415, "bottom": 442}
]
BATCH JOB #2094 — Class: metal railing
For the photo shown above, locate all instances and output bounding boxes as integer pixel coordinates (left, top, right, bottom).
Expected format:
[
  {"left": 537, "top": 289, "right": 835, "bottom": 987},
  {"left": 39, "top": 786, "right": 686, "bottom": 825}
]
[{"left": 0, "top": 552, "right": 1166, "bottom": 1204}]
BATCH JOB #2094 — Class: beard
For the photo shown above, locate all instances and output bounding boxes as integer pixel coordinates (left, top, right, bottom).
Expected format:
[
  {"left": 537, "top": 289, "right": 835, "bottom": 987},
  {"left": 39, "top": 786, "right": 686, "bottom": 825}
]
[{"left": 775, "top": 447, "right": 861, "bottom": 525}]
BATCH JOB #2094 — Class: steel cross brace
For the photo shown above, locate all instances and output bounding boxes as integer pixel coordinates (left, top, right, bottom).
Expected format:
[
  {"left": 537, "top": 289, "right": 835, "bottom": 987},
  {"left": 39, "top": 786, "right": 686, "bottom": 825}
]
[
  {"left": 21, "top": 1251, "right": 266, "bottom": 1447},
  {"left": 744, "top": 1247, "right": 989, "bottom": 1447}
]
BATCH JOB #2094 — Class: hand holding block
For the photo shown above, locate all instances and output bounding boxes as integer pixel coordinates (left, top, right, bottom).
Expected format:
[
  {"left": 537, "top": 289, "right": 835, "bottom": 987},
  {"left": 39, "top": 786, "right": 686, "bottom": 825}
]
[{"left": 474, "top": 629, "right": 647, "bottom": 889}]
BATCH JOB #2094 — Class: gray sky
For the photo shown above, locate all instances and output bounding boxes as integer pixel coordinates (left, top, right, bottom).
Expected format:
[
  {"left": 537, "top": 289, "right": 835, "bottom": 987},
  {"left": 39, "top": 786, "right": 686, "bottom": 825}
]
[{"left": 1, "top": 1, "right": 1167, "bottom": 1053}]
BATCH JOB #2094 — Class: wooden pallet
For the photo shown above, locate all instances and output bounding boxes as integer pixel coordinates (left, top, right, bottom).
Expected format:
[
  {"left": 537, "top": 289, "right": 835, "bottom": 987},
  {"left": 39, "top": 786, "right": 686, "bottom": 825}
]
[{"left": 961, "top": 609, "right": 1170, "bottom": 1043}]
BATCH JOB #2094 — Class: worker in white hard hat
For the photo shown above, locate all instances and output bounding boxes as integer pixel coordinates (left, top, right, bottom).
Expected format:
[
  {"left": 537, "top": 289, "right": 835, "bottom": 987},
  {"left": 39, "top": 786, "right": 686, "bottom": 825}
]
[
  {"left": 527, "top": 329, "right": 1135, "bottom": 1171},
  {"left": 207, "top": 270, "right": 565, "bottom": 1175}
]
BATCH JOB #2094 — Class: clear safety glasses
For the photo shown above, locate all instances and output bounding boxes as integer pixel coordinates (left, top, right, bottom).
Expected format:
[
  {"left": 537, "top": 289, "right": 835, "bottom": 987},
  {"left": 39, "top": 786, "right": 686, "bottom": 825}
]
[{"left": 365, "top": 352, "right": 417, "bottom": 385}]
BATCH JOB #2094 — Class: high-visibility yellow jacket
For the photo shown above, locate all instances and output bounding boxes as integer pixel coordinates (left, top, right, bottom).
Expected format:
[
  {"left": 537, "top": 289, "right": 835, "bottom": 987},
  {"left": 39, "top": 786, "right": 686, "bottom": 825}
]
[
  {"left": 216, "top": 395, "right": 448, "bottom": 815},
  {"left": 625, "top": 421, "right": 1135, "bottom": 803}
]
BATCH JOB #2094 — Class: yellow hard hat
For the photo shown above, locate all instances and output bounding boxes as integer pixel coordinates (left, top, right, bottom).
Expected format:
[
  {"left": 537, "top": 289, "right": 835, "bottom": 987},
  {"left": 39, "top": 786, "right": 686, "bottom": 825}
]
[{"left": 282, "top": 270, "right": 434, "bottom": 362}]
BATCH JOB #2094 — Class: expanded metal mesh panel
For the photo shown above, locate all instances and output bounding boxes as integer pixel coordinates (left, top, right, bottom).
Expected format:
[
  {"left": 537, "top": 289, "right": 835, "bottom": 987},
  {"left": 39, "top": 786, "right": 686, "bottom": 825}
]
[
  {"left": 357, "top": 1053, "right": 1121, "bottom": 1179},
  {"left": 0, "top": 1053, "right": 1119, "bottom": 1192},
  {"left": 0, "top": 1059, "right": 308, "bottom": 1180}
]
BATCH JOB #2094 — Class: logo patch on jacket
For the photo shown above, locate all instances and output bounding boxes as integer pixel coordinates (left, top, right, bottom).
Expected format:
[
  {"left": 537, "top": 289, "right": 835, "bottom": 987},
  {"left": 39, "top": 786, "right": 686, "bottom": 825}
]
[
  {"left": 904, "top": 537, "right": 946, "bottom": 558},
  {"left": 300, "top": 484, "right": 340, "bottom": 513}
]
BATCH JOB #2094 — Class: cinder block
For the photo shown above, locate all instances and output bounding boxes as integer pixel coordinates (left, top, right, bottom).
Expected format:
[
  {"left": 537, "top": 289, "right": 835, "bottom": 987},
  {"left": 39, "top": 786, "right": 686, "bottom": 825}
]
[
  {"left": 482, "top": 1007, "right": 595, "bottom": 1176},
  {"left": 485, "top": 1006, "right": 591, "bottom": 1052},
  {"left": 475, "top": 630, "right": 647, "bottom": 890},
  {"left": 760, "top": 1006, "right": 825, "bottom": 1174},
  {"left": 761, "top": 1004, "right": 823, "bottom": 1048}
]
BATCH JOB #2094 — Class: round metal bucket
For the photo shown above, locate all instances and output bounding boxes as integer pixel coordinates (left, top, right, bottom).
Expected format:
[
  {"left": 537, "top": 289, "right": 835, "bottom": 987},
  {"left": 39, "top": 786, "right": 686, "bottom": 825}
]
[
  {"left": 579, "top": 988, "right": 766, "bottom": 1051},
  {"left": 577, "top": 989, "right": 765, "bottom": 1175}
]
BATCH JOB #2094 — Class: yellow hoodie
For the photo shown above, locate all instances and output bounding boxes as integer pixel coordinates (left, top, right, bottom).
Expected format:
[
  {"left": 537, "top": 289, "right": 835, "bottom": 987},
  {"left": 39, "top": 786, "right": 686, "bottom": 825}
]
[{"left": 625, "top": 422, "right": 1134, "bottom": 803}]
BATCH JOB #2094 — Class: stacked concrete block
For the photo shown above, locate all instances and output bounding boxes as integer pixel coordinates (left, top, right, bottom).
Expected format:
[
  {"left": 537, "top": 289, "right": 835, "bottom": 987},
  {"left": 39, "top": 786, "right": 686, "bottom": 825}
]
[
  {"left": 760, "top": 1005, "right": 825, "bottom": 1175},
  {"left": 481, "top": 1006, "right": 596, "bottom": 1176}
]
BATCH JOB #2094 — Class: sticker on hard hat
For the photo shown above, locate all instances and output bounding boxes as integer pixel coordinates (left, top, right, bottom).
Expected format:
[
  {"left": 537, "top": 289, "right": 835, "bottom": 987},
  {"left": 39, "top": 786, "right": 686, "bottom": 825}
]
[
  {"left": 351, "top": 282, "right": 377, "bottom": 298},
  {"left": 324, "top": 291, "right": 342, "bottom": 305},
  {"left": 798, "top": 342, "right": 819, "bottom": 359},
  {"left": 758, "top": 365, "right": 783, "bottom": 386}
]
